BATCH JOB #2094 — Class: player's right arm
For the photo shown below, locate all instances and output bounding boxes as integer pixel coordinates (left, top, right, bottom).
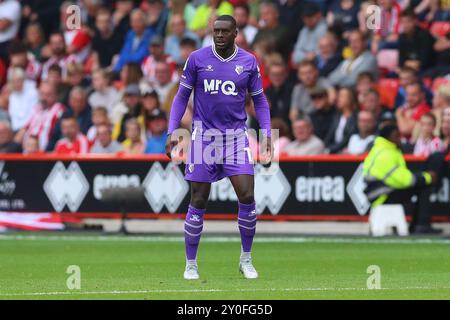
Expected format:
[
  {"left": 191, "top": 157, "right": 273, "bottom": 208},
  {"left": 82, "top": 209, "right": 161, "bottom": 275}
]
[{"left": 166, "top": 54, "right": 197, "bottom": 159}]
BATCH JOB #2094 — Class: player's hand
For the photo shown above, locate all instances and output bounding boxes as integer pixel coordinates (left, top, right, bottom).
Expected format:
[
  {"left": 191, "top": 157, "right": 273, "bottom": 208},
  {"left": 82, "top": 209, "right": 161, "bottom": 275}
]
[
  {"left": 165, "top": 134, "right": 177, "bottom": 159},
  {"left": 260, "top": 136, "right": 273, "bottom": 166}
]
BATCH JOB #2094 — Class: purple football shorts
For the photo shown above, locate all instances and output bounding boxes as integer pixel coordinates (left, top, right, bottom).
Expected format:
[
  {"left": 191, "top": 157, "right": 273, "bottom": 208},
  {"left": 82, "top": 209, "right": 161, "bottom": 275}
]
[{"left": 184, "top": 128, "right": 254, "bottom": 183}]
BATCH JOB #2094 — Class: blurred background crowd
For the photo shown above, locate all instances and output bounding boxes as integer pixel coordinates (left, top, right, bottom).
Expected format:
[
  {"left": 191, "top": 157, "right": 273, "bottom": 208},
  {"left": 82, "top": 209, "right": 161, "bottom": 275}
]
[{"left": 0, "top": 0, "right": 448, "bottom": 158}]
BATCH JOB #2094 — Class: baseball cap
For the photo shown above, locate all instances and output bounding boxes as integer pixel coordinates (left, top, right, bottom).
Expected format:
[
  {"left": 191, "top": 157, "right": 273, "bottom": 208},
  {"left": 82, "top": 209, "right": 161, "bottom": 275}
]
[
  {"left": 150, "top": 35, "right": 164, "bottom": 46},
  {"left": 124, "top": 84, "right": 141, "bottom": 96},
  {"left": 141, "top": 88, "right": 159, "bottom": 99},
  {"left": 148, "top": 108, "right": 167, "bottom": 121},
  {"left": 309, "top": 86, "right": 327, "bottom": 98}
]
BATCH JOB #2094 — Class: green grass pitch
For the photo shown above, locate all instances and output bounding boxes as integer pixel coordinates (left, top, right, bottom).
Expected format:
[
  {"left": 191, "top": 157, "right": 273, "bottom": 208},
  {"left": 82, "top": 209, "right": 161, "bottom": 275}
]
[{"left": 0, "top": 233, "right": 450, "bottom": 299}]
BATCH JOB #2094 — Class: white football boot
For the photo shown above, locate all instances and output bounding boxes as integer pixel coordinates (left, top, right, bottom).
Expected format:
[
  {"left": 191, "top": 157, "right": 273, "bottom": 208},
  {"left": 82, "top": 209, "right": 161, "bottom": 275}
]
[
  {"left": 183, "top": 261, "right": 199, "bottom": 280},
  {"left": 239, "top": 253, "right": 258, "bottom": 279}
]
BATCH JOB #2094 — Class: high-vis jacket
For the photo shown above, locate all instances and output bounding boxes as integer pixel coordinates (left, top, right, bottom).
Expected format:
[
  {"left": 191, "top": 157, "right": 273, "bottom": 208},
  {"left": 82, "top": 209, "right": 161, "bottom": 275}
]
[{"left": 363, "top": 136, "right": 432, "bottom": 206}]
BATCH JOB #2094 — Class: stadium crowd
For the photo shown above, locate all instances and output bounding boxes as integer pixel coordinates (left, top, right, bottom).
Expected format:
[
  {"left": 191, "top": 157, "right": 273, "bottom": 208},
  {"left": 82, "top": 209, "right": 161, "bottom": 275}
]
[{"left": 0, "top": 0, "right": 448, "bottom": 158}]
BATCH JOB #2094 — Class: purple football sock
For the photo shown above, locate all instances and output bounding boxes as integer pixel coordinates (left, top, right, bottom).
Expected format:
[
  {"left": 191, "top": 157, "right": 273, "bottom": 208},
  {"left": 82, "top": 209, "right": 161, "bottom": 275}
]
[
  {"left": 238, "top": 202, "right": 257, "bottom": 253},
  {"left": 184, "top": 204, "right": 205, "bottom": 261}
]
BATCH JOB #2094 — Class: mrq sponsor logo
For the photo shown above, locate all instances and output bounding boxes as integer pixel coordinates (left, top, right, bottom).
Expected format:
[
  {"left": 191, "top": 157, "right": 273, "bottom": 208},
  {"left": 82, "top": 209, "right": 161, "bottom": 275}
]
[{"left": 204, "top": 79, "right": 238, "bottom": 96}]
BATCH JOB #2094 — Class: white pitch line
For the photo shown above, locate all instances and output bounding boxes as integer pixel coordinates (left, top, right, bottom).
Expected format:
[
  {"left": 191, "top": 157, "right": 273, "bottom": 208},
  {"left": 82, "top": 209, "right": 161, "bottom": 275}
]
[
  {"left": 0, "top": 234, "right": 450, "bottom": 245},
  {"left": 1, "top": 286, "right": 450, "bottom": 297}
]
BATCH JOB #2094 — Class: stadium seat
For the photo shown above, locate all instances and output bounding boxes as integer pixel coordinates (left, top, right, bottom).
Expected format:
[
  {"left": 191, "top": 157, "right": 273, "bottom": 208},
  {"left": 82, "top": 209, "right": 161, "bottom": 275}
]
[
  {"left": 430, "top": 22, "right": 450, "bottom": 38},
  {"left": 377, "top": 78, "right": 399, "bottom": 109},
  {"left": 377, "top": 49, "right": 399, "bottom": 72},
  {"left": 417, "top": 21, "right": 430, "bottom": 30},
  {"left": 83, "top": 52, "right": 96, "bottom": 75},
  {"left": 369, "top": 204, "right": 409, "bottom": 237},
  {"left": 432, "top": 77, "right": 450, "bottom": 92}
]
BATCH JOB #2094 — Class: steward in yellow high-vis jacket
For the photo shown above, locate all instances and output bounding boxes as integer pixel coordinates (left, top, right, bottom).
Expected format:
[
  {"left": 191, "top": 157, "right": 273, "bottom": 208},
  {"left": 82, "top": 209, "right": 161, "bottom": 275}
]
[{"left": 363, "top": 124, "right": 441, "bottom": 234}]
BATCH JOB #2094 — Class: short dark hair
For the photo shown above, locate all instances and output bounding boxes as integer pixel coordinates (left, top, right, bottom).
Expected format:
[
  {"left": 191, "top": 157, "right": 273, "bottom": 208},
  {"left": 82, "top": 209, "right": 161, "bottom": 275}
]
[
  {"left": 399, "top": 66, "right": 417, "bottom": 76},
  {"left": 61, "top": 114, "right": 77, "bottom": 123},
  {"left": 400, "top": 8, "right": 416, "bottom": 19},
  {"left": 49, "top": 31, "right": 65, "bottom": 40},
  {"left": 421, "top": 112, "right": 437, "bottom": 126},
  {"left": 235, "top": 4, "right": 250, "bottom": 16},
  {"left": 48, "top": 64, "right": 63, "bottom": 75},
  {"left": 298, "top": 59, "right": 317, "bottom": 70},
  {"left": 8, "top": 40, "right": 27, "bottom": 55},
  {"left": 379, "top": 124, "right": 399, "bottom": 139},
  {"left": 350, "top": 29, "right": 368, "bottom": 42},
  {"left": 180, "top": 37, "right": 197, "bottom": 48},
  {"left": 97, "top": 7, "right": 112, "bottom": 16},
  {"left": 357, "top": 71, "right": 375, "bottom": 83},
  {"left": 216, "top": 15, "right": 237, "bottom": 29},
  {"left": 405, "top": 81, "right": 423, "bottom": 92}
]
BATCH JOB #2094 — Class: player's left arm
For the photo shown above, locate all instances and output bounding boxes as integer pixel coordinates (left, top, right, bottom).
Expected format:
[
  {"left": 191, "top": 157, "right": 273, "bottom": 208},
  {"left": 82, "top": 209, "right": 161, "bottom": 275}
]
[
  {"left": 248, "top": 57, "right": 273, "bottom": 163},
  {"left": 166, "top": 54, "right": 196, "bottom": 159}
]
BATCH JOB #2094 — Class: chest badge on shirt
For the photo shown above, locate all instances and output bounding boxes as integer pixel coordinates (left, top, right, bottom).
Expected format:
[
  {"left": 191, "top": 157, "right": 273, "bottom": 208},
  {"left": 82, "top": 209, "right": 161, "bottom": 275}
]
[{"left": 235, "top": 65, "right": 244, "bottom": 75}]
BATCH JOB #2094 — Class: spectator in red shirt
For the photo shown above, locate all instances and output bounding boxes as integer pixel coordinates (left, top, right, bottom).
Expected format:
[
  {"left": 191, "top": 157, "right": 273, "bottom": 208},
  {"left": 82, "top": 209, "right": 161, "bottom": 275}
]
[
  {"left": 413, "top": 112, "right": 445, "bottom": 156},
  {"left": 15, "top": 81, "right": 66, "bottom": 151},
  {"left": 41, "top": 32, "right": 79, "bottom": 80},
  {"left": 396, "top": 82, "right": 431, "bottom": 139},
  {"left": 54, "top": 115, "right": 90, "bottom": 154}
]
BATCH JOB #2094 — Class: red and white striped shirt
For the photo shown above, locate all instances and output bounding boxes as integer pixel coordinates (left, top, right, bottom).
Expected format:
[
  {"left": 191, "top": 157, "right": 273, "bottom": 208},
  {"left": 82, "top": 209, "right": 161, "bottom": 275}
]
[
  {"left": 54, "top": 133, "right": 91, "bottom": 154},
  {"left": 413, "top": 136, "right": 445, "bottom": 157},
  {"left": 25, "top": 56, "right": 42, "bottom": 82},
  {"left": 64, "top": 29, "right": 92, "bottom": 63},
  {"left": 41, "top": 54, "right": 80, "bottom": 80},
  {"left": 376, "top": 2, "right": 401, "bottom": 38},
  {"left": 24, "top": 102, "right": 66, "bottom": 151}
]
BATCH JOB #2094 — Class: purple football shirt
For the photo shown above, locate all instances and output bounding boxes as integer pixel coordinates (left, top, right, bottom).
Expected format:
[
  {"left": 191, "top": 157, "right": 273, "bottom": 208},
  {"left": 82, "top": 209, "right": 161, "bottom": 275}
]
[{"left": 179, "top": 44, "right": 263, "bottom": 135}]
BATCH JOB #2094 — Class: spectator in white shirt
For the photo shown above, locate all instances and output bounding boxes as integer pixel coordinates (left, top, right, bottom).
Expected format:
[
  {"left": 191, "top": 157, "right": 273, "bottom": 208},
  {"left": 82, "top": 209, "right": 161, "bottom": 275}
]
[
  {"left": 88, "top": 69, "right": 120, "bottom": 117},
  {"left": 284, "top": 116, "right": 325, "bottom": 155},
  {"left": 154, "top": 61, "right": 176, "bottom": 107},
  {"left": 234, "top": 4, "right": 258, "bottom": 45},
  {"left": 7, "top": 67, "right": 38, "bottom": 132},
  {"left": 346, "top": 110, "right": 377, "bottom": 155},
  {"left": 90, "top": 124, "right": 123, "bottom": 154}
]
